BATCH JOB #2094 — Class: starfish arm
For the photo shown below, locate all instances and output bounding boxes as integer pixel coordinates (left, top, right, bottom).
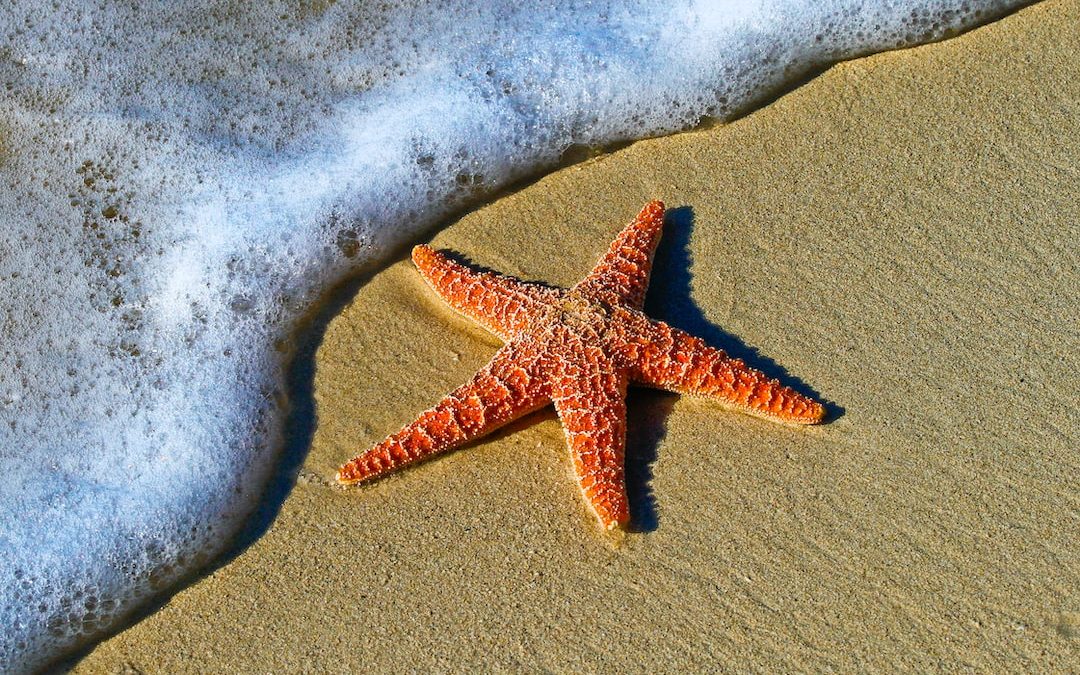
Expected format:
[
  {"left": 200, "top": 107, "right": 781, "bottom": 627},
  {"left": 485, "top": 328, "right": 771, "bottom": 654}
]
[
  {"left": 574, "top": 200, "right": 666, "bottom": 309},
  {"left": 625, "top": 318, "right": 826, "bottom": 424},
  {"left": 412, "top": 244, "right": 562, "bottom": 340},
  {"left": 551, "top": 353, "right": 631, "bottom": 530},
  {"left": 337, "top": 341, "right": 551, "bottom": 484}
]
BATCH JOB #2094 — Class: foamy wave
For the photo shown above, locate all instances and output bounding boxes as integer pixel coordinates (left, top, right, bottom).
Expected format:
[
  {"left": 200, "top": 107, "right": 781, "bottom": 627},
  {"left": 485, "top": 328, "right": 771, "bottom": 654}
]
[{"left": 0, "top": 0, "right": 1022, "bottom": 669}]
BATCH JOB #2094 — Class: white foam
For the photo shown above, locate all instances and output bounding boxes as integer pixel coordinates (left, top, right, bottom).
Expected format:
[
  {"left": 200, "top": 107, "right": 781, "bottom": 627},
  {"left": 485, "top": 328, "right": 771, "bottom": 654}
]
[{"left": 0, "top": 0, "right": 1023, "bottom": 669}]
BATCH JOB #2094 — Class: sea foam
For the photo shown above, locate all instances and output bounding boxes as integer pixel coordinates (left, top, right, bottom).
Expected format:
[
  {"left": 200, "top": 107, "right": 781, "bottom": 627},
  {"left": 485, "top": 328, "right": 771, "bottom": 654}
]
[{"left": 0, "top": 0, "right": 1024, "bottom": 669}]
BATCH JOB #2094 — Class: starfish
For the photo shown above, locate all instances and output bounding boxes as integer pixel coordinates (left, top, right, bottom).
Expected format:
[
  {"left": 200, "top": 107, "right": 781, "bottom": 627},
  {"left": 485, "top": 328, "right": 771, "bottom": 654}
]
[{"left": 338, "top": 201, "right": 825, "bottom": 530}]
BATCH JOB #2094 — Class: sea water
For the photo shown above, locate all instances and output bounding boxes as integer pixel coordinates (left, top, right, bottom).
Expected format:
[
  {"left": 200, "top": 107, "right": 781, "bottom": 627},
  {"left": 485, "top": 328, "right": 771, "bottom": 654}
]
[{"left": 0, "top": 0, "right": 1024, "bottom": 669}]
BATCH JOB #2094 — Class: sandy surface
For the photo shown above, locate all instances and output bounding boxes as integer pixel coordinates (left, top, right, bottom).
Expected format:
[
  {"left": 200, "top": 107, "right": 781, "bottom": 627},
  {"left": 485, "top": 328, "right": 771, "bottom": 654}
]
[{"left": 76, "top": 1, "right": 1078, "bottom": 671}]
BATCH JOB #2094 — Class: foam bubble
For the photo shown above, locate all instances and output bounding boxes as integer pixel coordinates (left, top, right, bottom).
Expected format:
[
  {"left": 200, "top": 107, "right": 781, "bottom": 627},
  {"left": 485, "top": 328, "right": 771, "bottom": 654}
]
[{"left": 0, "top": 0, "right": 1023, "bottom": 669}]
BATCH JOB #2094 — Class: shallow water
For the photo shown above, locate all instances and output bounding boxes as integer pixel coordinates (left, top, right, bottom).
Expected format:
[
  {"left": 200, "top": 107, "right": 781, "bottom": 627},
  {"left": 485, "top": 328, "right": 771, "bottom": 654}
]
[{"left": 0, "top": 0, "right": 1025, "bottom": 670}]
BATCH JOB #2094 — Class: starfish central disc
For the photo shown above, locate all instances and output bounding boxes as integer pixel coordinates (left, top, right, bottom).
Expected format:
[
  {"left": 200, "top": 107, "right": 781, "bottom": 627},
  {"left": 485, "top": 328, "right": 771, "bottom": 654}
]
[{"left": 337, "top": 201, "right": 826, "bottom": 530}]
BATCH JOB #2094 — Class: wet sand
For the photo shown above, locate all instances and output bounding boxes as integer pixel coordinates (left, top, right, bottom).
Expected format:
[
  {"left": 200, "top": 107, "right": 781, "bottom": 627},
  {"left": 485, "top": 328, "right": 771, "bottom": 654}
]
[{"left": 77, "top": 1, "right": 1079, "bottom": 671}]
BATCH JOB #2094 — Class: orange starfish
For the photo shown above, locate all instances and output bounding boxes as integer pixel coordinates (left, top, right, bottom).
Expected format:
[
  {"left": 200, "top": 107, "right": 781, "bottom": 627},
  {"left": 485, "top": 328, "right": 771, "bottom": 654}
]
[{"left": 338, "top": 201, "right": 825, "bottom": 530}]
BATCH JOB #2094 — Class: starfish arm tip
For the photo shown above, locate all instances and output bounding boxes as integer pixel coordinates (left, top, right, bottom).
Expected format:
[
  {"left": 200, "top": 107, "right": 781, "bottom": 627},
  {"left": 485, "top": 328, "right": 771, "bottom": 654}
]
[
  {"left": 602, "top": 519, "right": 632, "bottom": 548},
  {"left": 605, "top": 518, "right": 628, "bottom": 532},
  {"left": 337, "top": 458, "right": 381, "bottom": 485},
  {"left": 792, "top": 400, "right": 828, "bottom": 425},
  {"left": 759, "top": 397, "right": 827, "bottom": 425},
  {"left": 411, "top": 243, "right": 434, "bottom": 263}
]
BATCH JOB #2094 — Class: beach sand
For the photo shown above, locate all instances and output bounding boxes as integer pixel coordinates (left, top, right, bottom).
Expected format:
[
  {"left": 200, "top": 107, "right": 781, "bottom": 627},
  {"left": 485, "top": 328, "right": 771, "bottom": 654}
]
[{"left": 76, "top": 1, "right": 1078, "bottom": 671}]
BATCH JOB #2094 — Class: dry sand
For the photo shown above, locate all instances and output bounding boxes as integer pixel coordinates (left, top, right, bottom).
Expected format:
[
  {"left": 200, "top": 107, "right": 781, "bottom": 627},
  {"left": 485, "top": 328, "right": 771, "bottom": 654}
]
[{"left": 76, "top": 1, "right": 1078, "bottom": 671}]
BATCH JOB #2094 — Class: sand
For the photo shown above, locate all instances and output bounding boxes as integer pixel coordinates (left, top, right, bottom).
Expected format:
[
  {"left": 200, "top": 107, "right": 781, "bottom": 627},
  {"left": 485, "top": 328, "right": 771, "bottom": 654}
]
[{"left": 74, "top": 1, "right": 1078, "bottom": 671}]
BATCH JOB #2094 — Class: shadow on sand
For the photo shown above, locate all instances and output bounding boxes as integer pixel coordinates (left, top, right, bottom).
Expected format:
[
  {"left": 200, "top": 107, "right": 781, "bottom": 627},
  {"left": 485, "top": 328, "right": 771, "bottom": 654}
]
[{"left": 626, "top": 206, "right": 842, "bottom": 533}]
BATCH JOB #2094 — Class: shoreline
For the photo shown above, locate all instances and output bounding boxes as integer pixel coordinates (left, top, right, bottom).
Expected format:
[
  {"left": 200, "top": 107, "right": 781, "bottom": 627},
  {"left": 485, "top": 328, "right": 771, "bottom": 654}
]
[{"left": 77, "top": 1, "right": 1079, "bottom": 671}]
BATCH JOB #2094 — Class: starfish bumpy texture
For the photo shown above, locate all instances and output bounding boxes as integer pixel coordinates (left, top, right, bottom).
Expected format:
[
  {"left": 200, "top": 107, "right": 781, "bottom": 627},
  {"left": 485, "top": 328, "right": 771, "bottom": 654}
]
[{"left": 338, "top": 201, "right": 825, "bottom": 530}]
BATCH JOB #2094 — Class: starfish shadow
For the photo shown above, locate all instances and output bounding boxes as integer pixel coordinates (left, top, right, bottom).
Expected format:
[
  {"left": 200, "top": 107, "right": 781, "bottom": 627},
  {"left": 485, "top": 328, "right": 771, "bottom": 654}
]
[
  {"left": 646, "top": 206, "right": 841, "bottom": 414},
  {"left": 620, "top": 206, "right": 843, "bottom": 533},
  {"left": 624, "top": 389, "right": 673, "bottom": 532}
]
